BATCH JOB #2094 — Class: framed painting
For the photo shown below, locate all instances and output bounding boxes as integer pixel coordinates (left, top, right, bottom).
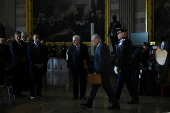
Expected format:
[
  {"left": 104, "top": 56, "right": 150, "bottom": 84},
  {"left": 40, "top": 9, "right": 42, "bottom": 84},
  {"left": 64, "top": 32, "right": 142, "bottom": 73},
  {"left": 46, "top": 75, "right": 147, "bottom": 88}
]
[
  {"left": 146, "top": 0, "right": 170, "bottom": 44},
  {"left": 26, "top": 0, "right": 110, "bottom": 47}
]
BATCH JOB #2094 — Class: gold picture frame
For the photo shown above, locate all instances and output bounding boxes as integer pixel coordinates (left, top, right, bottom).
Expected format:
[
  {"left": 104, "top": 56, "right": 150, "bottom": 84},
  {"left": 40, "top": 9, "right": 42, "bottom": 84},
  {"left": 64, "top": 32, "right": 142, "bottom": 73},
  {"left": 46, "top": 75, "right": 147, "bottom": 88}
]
[
  {"left": 26, "top": 0, "right": 110, "bottom": 47},
  {"left": 145, "top": 0, "right": 154, "bottom": 43}
]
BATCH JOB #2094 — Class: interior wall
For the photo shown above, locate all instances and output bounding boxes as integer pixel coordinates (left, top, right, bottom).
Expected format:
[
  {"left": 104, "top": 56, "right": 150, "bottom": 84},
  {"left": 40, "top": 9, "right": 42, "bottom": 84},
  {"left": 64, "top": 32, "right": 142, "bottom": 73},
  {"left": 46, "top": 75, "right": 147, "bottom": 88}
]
[
  {"left": 0, "top": 0, "right": 15, "bottom": 39},
  {"left": 110, "top": 0, "right": 146, "bottom": 33},
  {"left": 134, "top": 0, "right": 146, "bottom": 33},
  {"left": 16, "top": 0, "right": 26, "bottom": 32}
]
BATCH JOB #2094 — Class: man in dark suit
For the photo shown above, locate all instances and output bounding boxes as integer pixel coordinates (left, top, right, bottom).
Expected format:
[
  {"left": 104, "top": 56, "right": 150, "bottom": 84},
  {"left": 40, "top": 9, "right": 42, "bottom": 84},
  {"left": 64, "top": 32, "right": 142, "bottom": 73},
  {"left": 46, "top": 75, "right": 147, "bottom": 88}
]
[
  {"left": 9, "top": 31, "right": 27, "bottom": 98},
  {"left": 67, "top": 35, "right": 89, "bottom": 100},
  {"left": 21, "top": 32, "right": 30, "bottom": 91},
  {"left": 0, "top": 38, "right": 10, "bottom": 85},
  {"left": 80, "top": 34, "right": 120, "bottom": 109},
  {"left": 114, "top": 29, "right": 139, "bottom": 104},
  {"left": 28, "top": 34, "right": 45, "bottom": 99}
]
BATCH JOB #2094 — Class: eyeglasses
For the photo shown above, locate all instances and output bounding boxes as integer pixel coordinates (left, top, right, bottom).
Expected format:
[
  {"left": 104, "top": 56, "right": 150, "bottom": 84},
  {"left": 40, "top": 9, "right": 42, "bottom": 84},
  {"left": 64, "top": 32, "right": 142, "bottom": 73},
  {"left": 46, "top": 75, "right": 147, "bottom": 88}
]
[
  {"left": 91, "top": 39, "right": 96, "bottom": 42},
  {"left": 72, "top": 40, "right": 77, "bottom": 42}
]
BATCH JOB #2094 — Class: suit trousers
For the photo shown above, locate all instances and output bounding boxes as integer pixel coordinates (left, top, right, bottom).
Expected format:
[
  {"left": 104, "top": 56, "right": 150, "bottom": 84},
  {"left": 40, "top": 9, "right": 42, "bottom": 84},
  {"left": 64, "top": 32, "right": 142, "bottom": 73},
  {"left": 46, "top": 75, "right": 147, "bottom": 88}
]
[
  {"left": 87, "top": 82, "right": 119, "bottom": 107},
  {"left": 72, "top": 69, "right": 87, "bottom": 98},
  {"left": 12, "top": 64, "right": 24, "bottom": 96},
  {"left": 115, "top": 69, "right": 139, "bottom": 101},
  {"left": 30, "top": 67, "right": 43, "bottom": 96},
  {"left": 0, "top": 63, "right": 5, "bottom": 85}
]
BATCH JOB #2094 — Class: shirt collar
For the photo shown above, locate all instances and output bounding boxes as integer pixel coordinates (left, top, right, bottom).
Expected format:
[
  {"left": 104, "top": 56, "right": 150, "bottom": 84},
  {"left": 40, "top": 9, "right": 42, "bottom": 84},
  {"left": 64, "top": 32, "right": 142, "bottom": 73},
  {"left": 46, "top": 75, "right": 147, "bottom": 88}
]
[
  {"left": 34, "top": 42, "right": 38, "bottom": 45},
  {"left": 119, "top": 38, "right": 125, "bottom": 42},
  {"left": 76, "top": 44, "right": 80, "bottom": 48},
  {"left": 97, "top": 42, "right": 101, "bottom": 48}
]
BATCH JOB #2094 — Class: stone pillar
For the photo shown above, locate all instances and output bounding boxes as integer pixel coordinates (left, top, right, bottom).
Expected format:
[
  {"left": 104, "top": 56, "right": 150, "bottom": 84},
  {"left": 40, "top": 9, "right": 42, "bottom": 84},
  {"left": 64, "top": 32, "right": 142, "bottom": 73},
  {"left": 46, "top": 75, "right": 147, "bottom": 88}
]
[{"left": 119, "top": 0, "right": 134, "bottom": 38}]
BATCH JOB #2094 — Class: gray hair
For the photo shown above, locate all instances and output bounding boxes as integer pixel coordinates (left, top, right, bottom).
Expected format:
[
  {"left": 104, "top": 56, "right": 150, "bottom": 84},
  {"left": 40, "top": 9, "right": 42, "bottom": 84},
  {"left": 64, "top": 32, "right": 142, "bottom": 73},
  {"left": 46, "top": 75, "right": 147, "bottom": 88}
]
[
  {"left": 21, "top": 32, "right": 27, "bottom": 38},
  {"left": 92, "top": 34, "right": 102, "bottom": 40},
  {"left": 14, "top": 31, "right": 21, "bottom": 36},
  {"left": 72, "top": 35, "right": 81, "bottom": 40}
]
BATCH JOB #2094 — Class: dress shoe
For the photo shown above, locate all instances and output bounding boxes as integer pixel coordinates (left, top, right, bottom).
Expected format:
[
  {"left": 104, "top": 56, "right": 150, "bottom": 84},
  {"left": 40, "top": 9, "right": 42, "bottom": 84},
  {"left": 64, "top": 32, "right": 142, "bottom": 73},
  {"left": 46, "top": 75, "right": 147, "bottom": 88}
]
[
  {"left": 127, "top": 100, "right": 139, "bottom": 104},
  {"left": 107, "top": 105, "right": 120, "bottom": 109},
  {"left": 30, "top": 96, "right": 36, "bottom": 99},
  {"left": 13, "top": 95, "right": 20, "bottom": 98},
  {"left": 80, "top": 97, "right": 86, "bottom": 100},
  {"left": 72, "top": 97, "right": 78, "bottom": 100},
  {"left": 80, "top": 103, "right": 92, "bottom": 108}
]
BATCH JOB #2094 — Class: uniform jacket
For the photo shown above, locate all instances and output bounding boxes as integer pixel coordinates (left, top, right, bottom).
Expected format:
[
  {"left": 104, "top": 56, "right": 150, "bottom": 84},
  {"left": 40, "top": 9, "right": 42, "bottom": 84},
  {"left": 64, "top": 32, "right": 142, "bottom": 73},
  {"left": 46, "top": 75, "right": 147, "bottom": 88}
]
[
  {"left": 132, "top": 46, "right": 149, "bottom": 68},
  {"left": 115, "top": 37, "right": 132, "bottom": 70}
]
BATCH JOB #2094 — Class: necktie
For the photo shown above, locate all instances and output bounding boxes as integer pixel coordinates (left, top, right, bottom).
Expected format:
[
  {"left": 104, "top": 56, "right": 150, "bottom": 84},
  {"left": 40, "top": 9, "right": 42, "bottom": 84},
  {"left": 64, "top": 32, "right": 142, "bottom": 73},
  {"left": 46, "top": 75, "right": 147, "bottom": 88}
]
[
  {"left": 18, "top": 42, "right": 21, "bottom": 46},
  {"left": 76, "top": 46, "right": 79, "bottom": 57},
  {"left": 36, "top": 43, "right": 40, "bottom": 51}
]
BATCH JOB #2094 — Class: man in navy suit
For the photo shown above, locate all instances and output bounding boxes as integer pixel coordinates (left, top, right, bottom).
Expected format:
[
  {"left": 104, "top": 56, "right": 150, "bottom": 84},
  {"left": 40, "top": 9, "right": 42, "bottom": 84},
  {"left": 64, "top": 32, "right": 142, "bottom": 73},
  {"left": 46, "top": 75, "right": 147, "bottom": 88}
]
[
  {"left": 28, "top": 34, "right": 45, "bottom": 99},
  {"left": 67, "top": 35, "right": 89, "bottom": 100},
  {"left": 80, "top": 34, "right": 120, "bottom": 109},
  {"left": 9, "top": 31, "right": 27, "bottom": 98}
]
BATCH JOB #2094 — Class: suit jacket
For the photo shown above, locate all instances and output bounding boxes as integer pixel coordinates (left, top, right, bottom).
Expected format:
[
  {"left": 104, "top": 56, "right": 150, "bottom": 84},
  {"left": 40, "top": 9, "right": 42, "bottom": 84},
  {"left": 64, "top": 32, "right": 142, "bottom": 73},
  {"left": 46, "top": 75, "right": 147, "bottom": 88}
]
[
  {"left": 28, "top": 43, "right": 45, "bottom": 68},
  {"left": 9, "top": 40, "right": 27, "bottom": 67},
  {"left": 94, "top": 42, "right": 114, "bottom": 83},
  {"left": 67, "top": 43, "right": 89, "bottom": 72}
]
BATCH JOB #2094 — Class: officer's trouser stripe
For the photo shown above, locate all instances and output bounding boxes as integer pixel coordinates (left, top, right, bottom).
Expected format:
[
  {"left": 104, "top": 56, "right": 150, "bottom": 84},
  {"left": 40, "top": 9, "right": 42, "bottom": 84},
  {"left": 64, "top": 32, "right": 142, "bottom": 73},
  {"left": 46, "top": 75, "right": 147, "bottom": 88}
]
[{"left": 115, "top": 70, "right": 121, "bottom": 93}]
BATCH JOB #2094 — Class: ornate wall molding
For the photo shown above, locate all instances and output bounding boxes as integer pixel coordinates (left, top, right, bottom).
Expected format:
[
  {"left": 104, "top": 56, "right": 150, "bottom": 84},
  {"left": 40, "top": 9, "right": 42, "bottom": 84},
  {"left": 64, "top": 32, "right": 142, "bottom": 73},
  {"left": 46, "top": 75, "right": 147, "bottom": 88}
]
[
  {"left": 26, "top": 0, "right": 33, "bottom": 36},
  {"left": 26, "top": 0, "right": 110, "bottom": 46},
  {"left": 105, "top": 0, "right": 110, "bottom": 46},
  {"left": 146, "top": 0, "right": 154, "bottom": 42}
]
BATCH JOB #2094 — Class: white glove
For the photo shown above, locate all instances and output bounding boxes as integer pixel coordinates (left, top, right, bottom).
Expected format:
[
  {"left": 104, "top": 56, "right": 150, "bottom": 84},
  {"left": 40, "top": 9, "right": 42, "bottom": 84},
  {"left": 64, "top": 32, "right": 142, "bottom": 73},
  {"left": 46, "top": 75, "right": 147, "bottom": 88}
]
[
  {"left": 148, "top": 66, "right": 152, "bottom": 70},
  {"left": 114, "top": 66, "right": 118, "bottom": 74}
]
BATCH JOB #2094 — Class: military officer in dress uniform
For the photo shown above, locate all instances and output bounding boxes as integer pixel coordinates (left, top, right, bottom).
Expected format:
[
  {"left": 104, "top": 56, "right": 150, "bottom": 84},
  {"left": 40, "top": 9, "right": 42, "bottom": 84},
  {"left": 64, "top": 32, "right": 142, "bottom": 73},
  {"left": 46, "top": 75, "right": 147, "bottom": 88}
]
[{"left": 114, "top": 29, "right": 139, "bottom": 104}]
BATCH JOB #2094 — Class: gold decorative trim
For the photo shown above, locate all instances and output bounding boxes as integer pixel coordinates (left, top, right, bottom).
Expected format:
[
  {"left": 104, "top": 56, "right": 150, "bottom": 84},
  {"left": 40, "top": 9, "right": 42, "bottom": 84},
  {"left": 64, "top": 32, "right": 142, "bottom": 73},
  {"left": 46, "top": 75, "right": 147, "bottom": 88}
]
[
  {"left": 26, "top": 0, "right": 33, "bottom": 36},
  {"left": 26, "top": 0, "right": 109, "bottom": 47},
  {"left": 105, "top": 0, "right": 110, "bottom": 46},
  {"left": 46, "top": 42, "right": 91, "bottom": 47},
  {"left": 146, "top": 0, "right": 154, "bottom": 42}
]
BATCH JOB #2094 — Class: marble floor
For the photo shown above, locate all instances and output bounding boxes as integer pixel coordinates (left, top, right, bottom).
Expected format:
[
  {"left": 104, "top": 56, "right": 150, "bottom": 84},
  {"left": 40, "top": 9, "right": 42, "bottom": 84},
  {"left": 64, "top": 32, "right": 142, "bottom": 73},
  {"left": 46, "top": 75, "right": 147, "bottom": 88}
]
[{"left": 0, "top": 72, "right": 170, "bottom": 113}]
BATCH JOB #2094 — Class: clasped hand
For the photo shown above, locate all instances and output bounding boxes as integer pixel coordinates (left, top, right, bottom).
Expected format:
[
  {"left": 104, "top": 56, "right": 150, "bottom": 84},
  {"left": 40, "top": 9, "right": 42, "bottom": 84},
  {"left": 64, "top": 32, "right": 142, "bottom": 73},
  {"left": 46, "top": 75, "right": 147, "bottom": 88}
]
[{"left": 36, "top": 64, "right": 44, "bottom": 68}]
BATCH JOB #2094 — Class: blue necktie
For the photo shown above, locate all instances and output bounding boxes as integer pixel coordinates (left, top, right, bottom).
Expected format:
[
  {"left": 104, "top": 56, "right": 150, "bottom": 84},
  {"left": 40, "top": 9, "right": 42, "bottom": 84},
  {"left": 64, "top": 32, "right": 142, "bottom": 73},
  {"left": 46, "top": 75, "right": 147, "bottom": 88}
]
[
  {"left": 76, "top": 46, "right": 79, "bottom": 57},
  {"left": 36, "top": 43, "right": 40, "bottom": 51}
]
